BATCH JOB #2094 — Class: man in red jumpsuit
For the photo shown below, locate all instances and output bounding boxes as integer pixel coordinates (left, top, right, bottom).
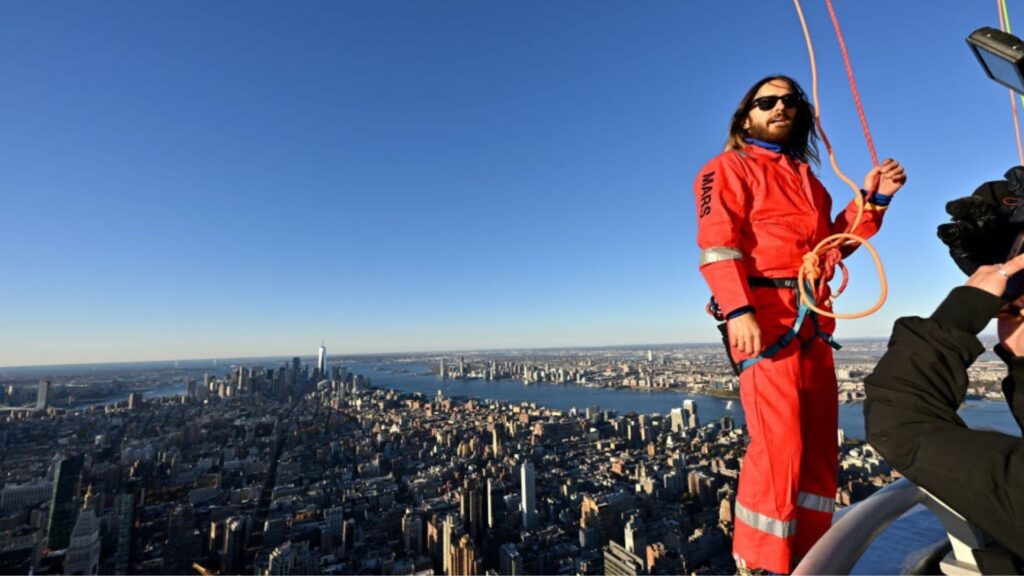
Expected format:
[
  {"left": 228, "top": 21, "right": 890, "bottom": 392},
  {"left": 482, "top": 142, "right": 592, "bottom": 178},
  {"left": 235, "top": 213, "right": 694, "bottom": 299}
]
[{"left": 694, "top": 75, "right": 906, "bottom": 573}]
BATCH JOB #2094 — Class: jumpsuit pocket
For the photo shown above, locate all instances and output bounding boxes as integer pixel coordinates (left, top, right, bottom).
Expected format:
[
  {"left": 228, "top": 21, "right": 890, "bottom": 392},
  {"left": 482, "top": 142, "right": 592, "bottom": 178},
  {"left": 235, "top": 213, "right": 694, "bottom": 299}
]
[{"left": 749, "top": 218, "right": 811, "bottom": 272}]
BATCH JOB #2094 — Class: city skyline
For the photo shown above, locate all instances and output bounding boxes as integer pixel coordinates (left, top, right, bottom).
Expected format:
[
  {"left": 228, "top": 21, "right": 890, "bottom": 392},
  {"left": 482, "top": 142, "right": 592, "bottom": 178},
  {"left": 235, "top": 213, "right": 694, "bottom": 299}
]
[
  {"left": 2, "top": 1, "right": 1018, "bottom": 366},
  {"left": 0, "top": 351, "right": 964, "bottom": 573},
  {"left": 0, "top": 335, "right": 910, "bottom": 372}
]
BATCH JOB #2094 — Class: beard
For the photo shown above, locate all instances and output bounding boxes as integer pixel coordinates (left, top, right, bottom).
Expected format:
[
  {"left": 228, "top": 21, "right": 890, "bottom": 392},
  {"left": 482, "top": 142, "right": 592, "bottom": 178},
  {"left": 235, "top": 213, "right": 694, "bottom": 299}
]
[{"left": 747, "top": 119, "right": 793, "bottom": 145}]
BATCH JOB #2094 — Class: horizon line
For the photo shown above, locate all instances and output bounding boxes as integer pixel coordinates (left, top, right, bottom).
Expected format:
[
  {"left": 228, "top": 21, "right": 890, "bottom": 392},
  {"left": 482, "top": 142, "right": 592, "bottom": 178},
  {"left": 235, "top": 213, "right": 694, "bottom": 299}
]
[{"left": 0, "top": 336, "right": 912, "bottom": 372}]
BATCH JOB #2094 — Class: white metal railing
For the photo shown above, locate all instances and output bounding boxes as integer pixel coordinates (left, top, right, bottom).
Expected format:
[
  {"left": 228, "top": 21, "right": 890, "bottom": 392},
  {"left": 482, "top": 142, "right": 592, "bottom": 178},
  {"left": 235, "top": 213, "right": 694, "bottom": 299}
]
[{"left": 793, "top": 479, "right": 990, "bottom": 575}]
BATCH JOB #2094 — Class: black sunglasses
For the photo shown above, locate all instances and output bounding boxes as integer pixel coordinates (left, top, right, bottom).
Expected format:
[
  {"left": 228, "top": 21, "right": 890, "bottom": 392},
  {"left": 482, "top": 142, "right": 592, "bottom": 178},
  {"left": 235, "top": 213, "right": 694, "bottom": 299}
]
[{"left": 750, "top": 94, "right": 802, "bottom": 111}]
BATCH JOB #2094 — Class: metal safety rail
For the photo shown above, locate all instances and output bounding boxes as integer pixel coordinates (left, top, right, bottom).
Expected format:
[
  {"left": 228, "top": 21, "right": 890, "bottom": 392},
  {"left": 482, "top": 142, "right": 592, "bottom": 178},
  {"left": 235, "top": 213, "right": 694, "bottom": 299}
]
[{"left": 793, "top": 478, "right": 991, "bottom": 575}]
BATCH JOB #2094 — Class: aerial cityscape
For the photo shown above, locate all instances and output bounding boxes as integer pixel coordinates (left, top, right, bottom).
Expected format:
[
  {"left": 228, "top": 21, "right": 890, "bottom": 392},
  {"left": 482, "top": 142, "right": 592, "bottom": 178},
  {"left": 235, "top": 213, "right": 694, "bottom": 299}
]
[
  {"left": 4, "top": 1, "right": 1024, "bottom": 574},
  {"left": 0, "top": 341, "right": 1015, "bottom": 574}
]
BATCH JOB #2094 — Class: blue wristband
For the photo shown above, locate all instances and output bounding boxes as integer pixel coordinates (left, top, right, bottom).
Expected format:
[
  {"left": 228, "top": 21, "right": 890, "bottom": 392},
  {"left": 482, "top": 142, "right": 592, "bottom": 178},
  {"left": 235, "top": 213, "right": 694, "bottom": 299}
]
[
  {"left": 861, "top": 189, "right": 893, "bottom": 206},
  {"left": 726, "top": 305, "right": 755, "bottom": 320}
]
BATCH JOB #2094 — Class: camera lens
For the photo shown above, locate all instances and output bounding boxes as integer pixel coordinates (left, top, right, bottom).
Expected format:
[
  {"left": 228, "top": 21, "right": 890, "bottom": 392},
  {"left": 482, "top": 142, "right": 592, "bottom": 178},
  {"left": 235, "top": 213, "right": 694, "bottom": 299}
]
[{"left": 937, "top": 222, "right": 973, "bottom": 244}]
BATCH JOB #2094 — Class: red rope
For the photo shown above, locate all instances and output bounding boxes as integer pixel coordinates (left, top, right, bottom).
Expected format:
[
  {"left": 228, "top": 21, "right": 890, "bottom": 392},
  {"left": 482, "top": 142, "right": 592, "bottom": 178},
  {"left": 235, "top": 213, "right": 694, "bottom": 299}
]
[{"left": 824, "top": 0, "right": 880, "bottom": 168}]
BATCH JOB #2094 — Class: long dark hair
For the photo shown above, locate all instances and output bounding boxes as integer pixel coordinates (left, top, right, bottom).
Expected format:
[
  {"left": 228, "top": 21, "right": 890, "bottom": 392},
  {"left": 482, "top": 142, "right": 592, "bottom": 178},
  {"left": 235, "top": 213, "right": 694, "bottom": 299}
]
[{"left": 725, "top": 75, "right": 820, "bottom": 166}]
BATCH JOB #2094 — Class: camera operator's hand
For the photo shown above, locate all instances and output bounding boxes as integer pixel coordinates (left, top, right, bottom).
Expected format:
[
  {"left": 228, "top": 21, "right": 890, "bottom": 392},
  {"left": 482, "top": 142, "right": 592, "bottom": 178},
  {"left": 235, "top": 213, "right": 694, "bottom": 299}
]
[
  {"left": 967, "top": 255, "right": 1024, "bottom": 356},
  {"left": 997, "top": 305, "right": 1024, "bottom": 357},
  {"left": 965, "top": 253, "right": 1024, "bottom": 296},
  {"left": 727, "top": 313, "right": 762, "bottom": 358},
  {"left": 862, "top": 158, "right": 907, "bottom": 196}
]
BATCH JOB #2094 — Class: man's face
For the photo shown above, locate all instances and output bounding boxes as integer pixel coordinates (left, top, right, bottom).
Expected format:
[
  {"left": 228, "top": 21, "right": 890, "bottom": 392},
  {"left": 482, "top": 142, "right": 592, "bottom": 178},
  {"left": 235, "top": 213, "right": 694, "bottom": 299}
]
[{"left": 743, "top": 79, "right": 800, "bottom": 145}]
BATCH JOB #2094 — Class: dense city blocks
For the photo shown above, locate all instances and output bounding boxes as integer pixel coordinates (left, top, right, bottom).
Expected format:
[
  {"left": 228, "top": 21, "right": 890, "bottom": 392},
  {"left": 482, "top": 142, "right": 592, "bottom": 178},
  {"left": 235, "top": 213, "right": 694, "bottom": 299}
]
[{"left": 0, "top": 343, "right": 965, "bottom": 575}]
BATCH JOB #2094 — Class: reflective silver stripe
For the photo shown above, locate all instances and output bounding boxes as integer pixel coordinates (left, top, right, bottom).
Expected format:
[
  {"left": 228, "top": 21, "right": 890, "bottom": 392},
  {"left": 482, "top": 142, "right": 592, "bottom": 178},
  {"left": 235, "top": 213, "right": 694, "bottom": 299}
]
[
  {"left": 734, "top": 502, "right": 796, "bottom": 538},
  {"left": 700, "top": 247, "right": 743, "bottom": 266},
  {"left": 797, "top": 491, "right": 835, "bottom": 513}
]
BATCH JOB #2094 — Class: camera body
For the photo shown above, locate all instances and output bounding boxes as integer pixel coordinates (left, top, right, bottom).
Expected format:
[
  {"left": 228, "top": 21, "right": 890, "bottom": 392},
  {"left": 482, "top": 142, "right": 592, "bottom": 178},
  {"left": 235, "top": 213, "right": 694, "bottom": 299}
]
[{"left": 938, "top": 167, "right": 1024, "bottom": 300}]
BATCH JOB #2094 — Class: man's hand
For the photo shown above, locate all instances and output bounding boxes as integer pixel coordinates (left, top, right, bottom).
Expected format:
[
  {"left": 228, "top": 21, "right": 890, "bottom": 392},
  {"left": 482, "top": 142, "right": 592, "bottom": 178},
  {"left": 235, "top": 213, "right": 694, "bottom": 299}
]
[
  {"left": 862, "top": 158, "right": 907, "bottom": 197},
  {"left": 987, "top": 255, "right": 1024, "bottom": 356},
  {"left": 997, "top": 306, "right": 1024, "bottom": 357},
  {"left": 728, "top": 313, "right": 762, "bottom": 358},
  {"left": 965, "top": 253, "right": 1024, "bottom": 297}
]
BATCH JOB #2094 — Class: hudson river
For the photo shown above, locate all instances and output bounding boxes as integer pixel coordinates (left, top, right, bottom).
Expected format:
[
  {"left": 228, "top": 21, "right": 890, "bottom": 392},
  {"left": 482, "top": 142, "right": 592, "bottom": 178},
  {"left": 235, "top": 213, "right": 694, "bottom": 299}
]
[
  {"left": 351, "top": 362, "right": 1021, "bottom": 441},
  {"left": 38, "top": 357, "right": 1019, "bottom": 441}
]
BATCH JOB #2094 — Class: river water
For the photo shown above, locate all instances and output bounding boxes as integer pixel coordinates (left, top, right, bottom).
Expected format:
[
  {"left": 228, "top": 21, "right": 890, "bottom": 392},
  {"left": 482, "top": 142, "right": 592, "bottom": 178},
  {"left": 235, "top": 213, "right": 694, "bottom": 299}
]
[
  {"left": 71, "top": 359, "right": 1020, "bottom": 441},
  {"left": 348, "top": 362, "right": 1022, "bottom": 441}
]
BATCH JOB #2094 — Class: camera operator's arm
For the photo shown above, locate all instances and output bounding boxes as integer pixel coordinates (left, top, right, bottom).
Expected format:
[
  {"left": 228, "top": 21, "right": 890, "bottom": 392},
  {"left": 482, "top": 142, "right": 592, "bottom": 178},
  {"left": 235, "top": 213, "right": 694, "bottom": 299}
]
[{"left": 864, "top": 255, "right": 1024, "bottom": 559}]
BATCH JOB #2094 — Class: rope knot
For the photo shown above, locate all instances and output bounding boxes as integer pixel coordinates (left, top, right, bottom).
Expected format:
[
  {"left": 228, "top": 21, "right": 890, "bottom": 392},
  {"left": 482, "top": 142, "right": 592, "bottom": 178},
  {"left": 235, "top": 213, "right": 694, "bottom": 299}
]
[
  {"left": 821, "top": 248, "right": 842, "bottom": 281},
  {"left": 801, "top": 253, "right": 821, "bottom": 282}
]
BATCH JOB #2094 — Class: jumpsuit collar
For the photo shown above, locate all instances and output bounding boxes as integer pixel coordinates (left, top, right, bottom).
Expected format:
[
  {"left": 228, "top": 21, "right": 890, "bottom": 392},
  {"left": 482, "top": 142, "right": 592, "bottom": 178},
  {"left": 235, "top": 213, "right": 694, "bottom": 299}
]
[{"left": 744, "top": 137, "right": 786, "bottom": 154}]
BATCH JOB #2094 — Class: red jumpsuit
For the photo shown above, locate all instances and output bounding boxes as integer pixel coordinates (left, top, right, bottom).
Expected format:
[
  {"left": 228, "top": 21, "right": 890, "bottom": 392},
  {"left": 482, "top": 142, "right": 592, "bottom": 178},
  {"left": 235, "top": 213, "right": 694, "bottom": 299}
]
[{"left": 694, "top": 144, "right": 887, "bottom": 572}]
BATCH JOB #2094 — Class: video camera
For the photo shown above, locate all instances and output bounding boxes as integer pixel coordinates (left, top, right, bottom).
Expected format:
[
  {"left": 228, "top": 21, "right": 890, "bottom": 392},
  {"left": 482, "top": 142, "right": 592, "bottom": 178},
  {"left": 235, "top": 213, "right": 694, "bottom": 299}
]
[
  {"left": 937, "top": 167, "right": 1024, "bottom": 300},
  {"left": 935, "top": 28, "right": 1024, "bottom": 300}
]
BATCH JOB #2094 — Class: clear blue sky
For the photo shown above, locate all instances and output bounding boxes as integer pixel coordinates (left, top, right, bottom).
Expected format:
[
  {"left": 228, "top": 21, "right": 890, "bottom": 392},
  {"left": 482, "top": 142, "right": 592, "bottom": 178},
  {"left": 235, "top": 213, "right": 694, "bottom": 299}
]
[{"left": 0, "top": 1, "right": 1018, "bottom": 366}]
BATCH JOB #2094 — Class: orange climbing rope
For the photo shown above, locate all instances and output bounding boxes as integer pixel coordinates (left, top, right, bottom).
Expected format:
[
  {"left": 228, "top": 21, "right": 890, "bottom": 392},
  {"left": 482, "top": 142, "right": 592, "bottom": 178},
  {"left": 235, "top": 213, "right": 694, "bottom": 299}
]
[{"left": 791, "top": 0, "right": 888, "bottom": 319}]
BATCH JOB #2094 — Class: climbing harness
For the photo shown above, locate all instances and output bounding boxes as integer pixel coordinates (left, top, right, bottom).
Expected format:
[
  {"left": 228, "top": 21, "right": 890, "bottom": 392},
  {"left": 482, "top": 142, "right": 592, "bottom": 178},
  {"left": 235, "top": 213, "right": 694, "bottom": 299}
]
[{"left": 718, "top": 279, "right": 841, "bottom": 376}]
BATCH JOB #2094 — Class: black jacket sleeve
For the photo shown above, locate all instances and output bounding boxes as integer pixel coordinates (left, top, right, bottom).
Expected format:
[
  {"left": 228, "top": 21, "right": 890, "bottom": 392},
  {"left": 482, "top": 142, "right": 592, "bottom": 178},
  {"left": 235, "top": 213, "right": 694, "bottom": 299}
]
[
  {"left": 993, "top": 344, "right": 1024, "bottom": 434},
  {"left": 864, "top": 286, "right": 1024, "bottom": 560}
]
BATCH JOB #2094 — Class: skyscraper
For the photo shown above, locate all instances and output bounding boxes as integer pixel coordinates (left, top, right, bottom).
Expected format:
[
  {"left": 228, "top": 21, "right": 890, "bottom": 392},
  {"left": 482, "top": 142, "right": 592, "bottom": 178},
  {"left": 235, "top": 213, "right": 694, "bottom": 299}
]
[
  {"left": 267, "top": 542, "right": 296, "bottom": 575},
  {"left": 402, "top": 510, "right": 423, "bottom": 556},
  {"left": 267, "top": 541, "right": 310, "bottom": 575},
  {"left": 487, "top": 478, "right": 505, "bottom": 529},
  {"left": 166, "top": 503, "right": 199, "bottom": 574},
  {"left": 452, "top": 534, "right": 481, "bottom": 576},
  {"left": 441, "top": 514, "right": 463, "bottom": 576},
  {"left": 683, "top": 399, "right": 699, "bottom": 429},
  {"left": 236, "top": 366, "right": 249, "bottom": 393},
  {"left": 47, "top": 453, "right": 84, "bottom": 550},
  {"left": 63, "top": 504, "right": 100, "bottom": 575},
  {"left": 520, "top": 461, "right": 537, "bottom": 530},
  {"left": 223, "top": 516, "right": 248, "bottom": 574},
  {"left": 491, "top": 426, "right": 503, "bottom": 457},
  {"left": 671, "top": 401, "right": 700, "bottom": 433},
  {"left": 324, "top": 506, "right": 343, "bottom": 551},
  {"left": 36, "top": 380, "right": 49, "bottom": 411},
  {"left": 460, "top": 478, "right": 485, "bottom": 544},
  {"left": 623, "top": 514, "right": 646, "bottom": 557},
  {"left": 670, "top": 408, "right": 685, "bottom": 434},
  {"left": 113, "top": 493, "right": 134, "bottom": 575},
  {"left": 317, "top": 342, "right": 327, "bottom": 377},
  {"left": 580, "top": 492, "right": 629, "bottom": 546}
]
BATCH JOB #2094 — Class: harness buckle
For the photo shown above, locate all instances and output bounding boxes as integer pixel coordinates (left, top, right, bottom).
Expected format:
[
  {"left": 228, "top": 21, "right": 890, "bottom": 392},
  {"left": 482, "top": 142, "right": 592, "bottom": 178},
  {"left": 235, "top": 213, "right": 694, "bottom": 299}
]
[{"left": 725, "top": 281, "right": 842, "bottom": 375}]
